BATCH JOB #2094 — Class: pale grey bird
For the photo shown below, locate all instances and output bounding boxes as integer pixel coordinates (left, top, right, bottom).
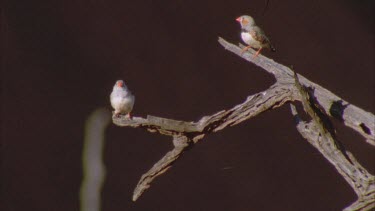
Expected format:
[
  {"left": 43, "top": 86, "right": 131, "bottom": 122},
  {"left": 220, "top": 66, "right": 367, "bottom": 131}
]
[
  {"left": 236, "top": 15, "right": 275, "bottom": 57},
  {"left": 110, "top": 80, "right": 135, "bottom": 118}
]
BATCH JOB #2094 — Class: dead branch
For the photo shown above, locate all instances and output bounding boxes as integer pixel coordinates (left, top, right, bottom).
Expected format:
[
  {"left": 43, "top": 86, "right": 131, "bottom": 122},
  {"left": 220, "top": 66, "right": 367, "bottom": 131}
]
[
  {"left": 112, "top": 37, "right": 375, "bottom": 210},
  {"left": 291, "top": 72, "right": 375, "bottom": 211}
]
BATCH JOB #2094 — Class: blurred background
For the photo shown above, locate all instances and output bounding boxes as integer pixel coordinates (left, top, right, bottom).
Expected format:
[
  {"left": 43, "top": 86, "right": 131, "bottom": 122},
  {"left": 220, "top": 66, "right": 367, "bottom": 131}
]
[{"left": 2, "top": 0, "right": 374, "bottom": 210}]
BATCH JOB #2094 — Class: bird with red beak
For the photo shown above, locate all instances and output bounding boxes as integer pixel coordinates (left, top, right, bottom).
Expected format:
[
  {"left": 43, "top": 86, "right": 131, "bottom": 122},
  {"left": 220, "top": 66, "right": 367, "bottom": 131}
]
[
  {"left": 110, "top": 80, "right": 135, "bottom": 118},
  {"left": 236, "top": 15, "right": 275, "bottom": 57}
]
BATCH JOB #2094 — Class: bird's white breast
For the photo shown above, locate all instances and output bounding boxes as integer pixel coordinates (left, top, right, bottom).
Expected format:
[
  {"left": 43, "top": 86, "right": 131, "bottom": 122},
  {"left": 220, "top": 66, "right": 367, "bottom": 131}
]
[
  {"left": 110, "top": 94, "right": 135, "bottom": 114},
  {"left": 241, "top": 32, "right": 261, "bottom": 48}
]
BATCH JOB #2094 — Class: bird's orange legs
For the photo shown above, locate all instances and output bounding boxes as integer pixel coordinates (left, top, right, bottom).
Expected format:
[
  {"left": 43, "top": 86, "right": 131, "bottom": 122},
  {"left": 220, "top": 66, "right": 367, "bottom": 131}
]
[
  {"left": 240, "top": 45, "right": 252, "bottom": 55},
  {"left": 254, "top": 47, "right": 263, "bottom": 58},
  {"left": 241, "top": 46, "right": 263, "bottom": 58}
]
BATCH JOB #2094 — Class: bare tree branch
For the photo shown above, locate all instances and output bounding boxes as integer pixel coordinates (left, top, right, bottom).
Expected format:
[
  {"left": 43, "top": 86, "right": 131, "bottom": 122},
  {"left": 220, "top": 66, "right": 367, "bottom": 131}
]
[
  {"left": 112, "top": 37, "right": 375, "bottom": 210},
  {"left": 290, "top": 72, "right": 375, "bottom": 211},
  {"left": 132, "top": 136, "right": 191, "bottom": 201},
  {"left": 218, "top": 37, "right": 374, "bottom": 145},
  {"left": 114, "top": 83, "right": 294, "bottom": 201},
  {"left": 114, "top": 83, "right": 294, "bottom": 136}
]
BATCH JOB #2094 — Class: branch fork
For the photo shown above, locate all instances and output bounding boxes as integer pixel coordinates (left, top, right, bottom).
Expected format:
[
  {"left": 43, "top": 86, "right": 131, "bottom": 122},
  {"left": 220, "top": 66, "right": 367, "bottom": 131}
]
[{"left": 112, "top": 37, "right": 374, "bottom": 210}]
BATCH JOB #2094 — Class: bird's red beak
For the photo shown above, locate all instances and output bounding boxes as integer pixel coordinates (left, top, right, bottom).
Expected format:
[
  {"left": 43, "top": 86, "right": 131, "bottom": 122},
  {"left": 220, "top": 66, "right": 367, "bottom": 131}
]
[
  {"left": 117, "top": 81, "right": 123, "bottom": 87},
  {"left": 236, "top": 17, "right": 241, "bottom": 22}
]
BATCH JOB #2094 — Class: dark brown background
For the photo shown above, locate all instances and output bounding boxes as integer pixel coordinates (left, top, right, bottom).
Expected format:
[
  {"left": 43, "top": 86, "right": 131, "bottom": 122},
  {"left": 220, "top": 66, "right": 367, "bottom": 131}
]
[{"left": 3, "top": 0, "right": 374, "bottom": 210}]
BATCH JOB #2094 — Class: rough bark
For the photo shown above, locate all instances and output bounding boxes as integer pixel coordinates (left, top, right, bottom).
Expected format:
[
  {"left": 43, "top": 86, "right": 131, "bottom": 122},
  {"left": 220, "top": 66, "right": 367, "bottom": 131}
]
[{"left": 112, "top": 37, "right": 375, "bottom": 210}]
